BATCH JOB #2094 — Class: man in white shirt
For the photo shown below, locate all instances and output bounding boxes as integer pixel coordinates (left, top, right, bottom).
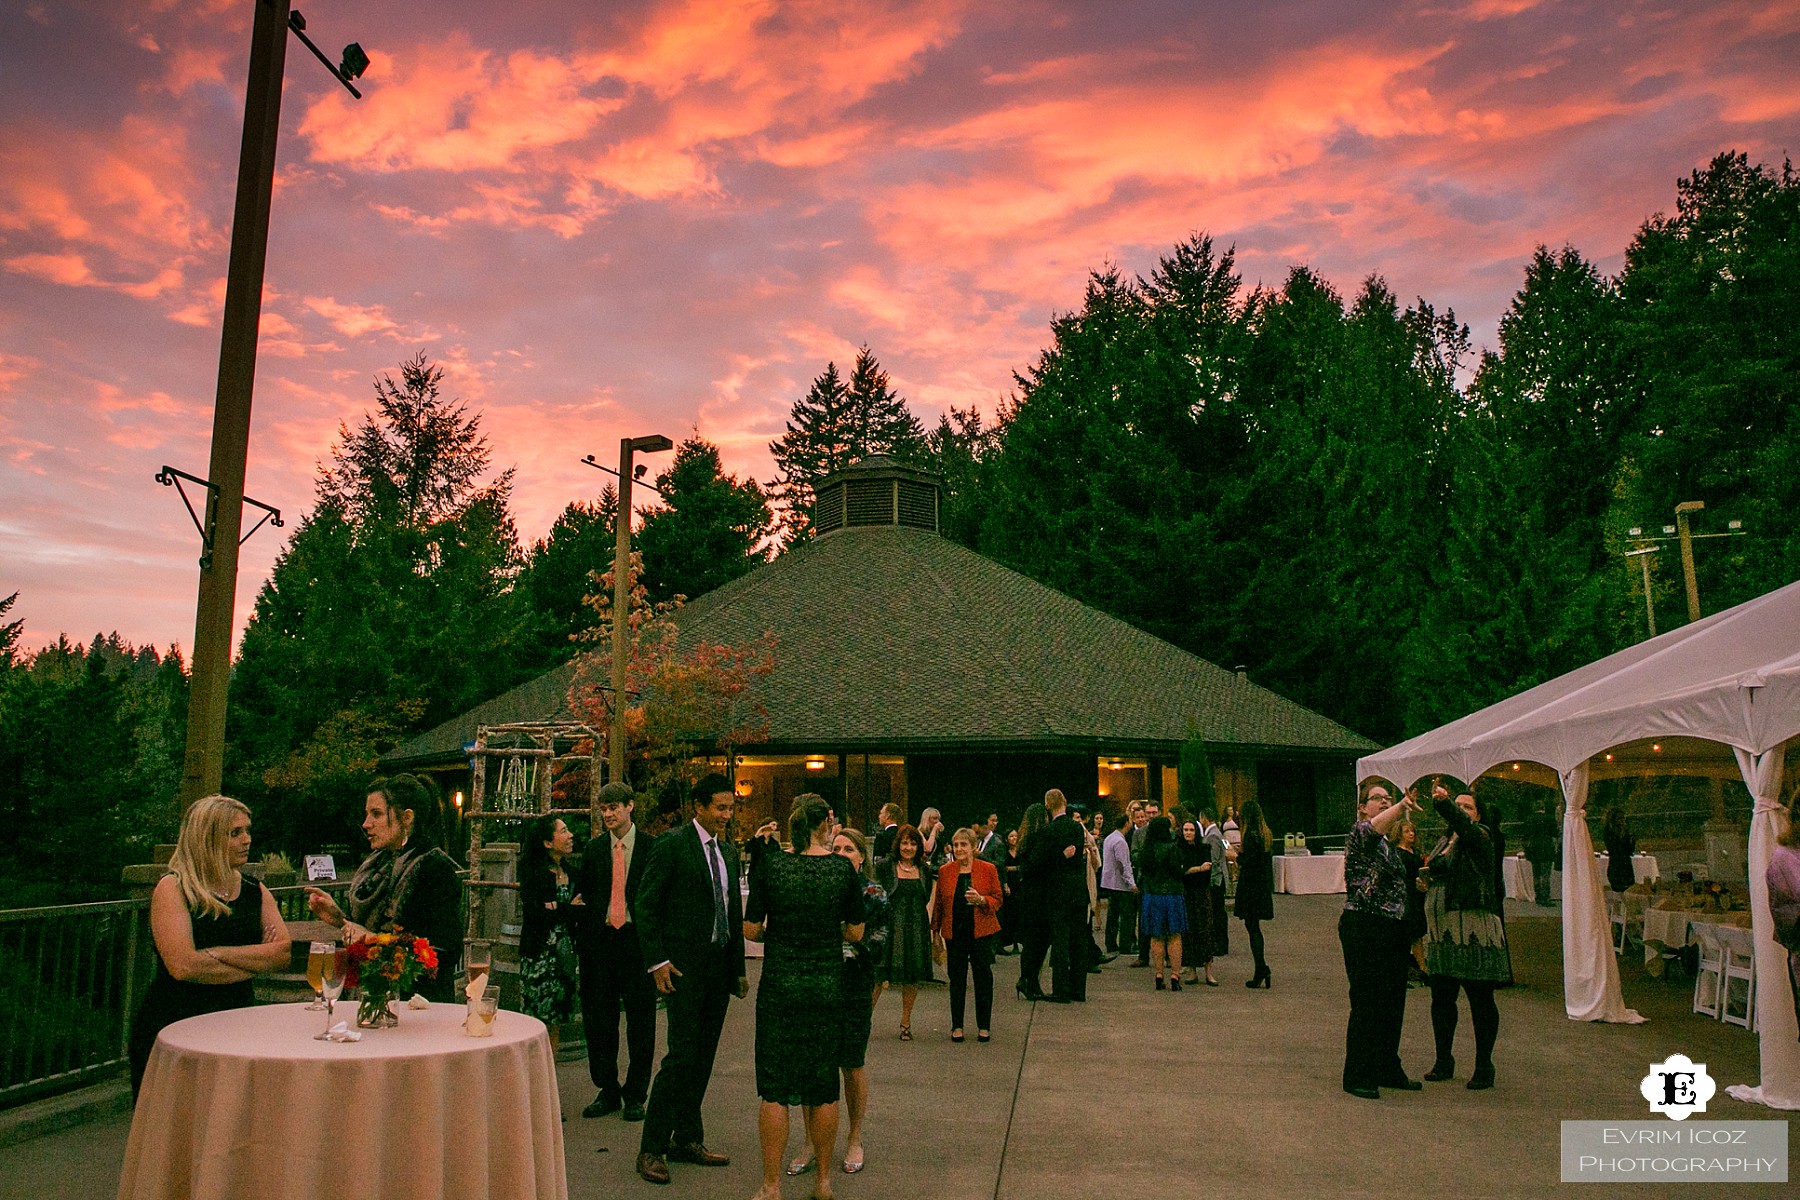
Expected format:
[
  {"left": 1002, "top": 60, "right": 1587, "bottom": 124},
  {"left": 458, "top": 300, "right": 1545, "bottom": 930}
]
[{"left": 1100, "top": 811, "right": 1137, "bottom": 956}]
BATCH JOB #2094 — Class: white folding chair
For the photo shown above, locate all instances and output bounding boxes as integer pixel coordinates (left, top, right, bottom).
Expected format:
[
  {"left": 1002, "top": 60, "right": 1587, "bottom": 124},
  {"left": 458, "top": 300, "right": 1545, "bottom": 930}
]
[
  {"left": 1717, "top": 926, "right": 1757, "bottom": 1030},
  {"left": 1691, "top": 926, "right": 1724, "bottom": 1018},
  {"left": 1615, "top": 891, "right": 1647, "bottom": 957},
  {"left": 1608, "top": 892, "right": 1628, "bottom": 954}
]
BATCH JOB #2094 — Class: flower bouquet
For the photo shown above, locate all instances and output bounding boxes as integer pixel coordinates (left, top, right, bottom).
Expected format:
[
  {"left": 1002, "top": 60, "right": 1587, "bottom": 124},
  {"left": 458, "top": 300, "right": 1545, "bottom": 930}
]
[{"left": 346, "top": 928, "right": 438, "bottom": 1028}]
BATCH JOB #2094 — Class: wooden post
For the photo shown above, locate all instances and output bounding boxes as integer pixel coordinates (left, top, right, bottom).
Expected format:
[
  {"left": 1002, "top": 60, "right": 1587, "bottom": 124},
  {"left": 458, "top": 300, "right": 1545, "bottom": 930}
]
[{"left": 178, "top": 0, "right": 292, "bottom": 807}]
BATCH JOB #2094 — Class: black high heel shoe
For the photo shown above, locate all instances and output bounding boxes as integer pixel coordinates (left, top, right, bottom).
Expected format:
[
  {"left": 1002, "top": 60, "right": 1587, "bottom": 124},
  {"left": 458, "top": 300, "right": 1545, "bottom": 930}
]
[
  {"left": 1245, "top": 968, "right": 1271, "bottom": 989},
  {"left": 1016, "top": 981, "right": 1042, "bottom": 1000}
]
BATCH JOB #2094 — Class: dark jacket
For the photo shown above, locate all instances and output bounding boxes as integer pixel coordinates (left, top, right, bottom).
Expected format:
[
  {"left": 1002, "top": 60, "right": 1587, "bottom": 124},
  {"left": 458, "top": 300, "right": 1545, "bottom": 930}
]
[
  {"left": 1044, "top": 813, "right": 1090, "bottom": 906},
  {"left": 633, "top": 822, "right": 747, "bottom": 981},
  {"left": 519, "top": 862, "right": 579, "bottom": 959},
  {"left": 1429, "top": 799, "right": 1500, "bottom": 915},
  {"left": 1233, "top": 835, "right": 1275, "bottom": 923},
  {"left": 574, "top": 828, "right": 657, "bottom": 958}
]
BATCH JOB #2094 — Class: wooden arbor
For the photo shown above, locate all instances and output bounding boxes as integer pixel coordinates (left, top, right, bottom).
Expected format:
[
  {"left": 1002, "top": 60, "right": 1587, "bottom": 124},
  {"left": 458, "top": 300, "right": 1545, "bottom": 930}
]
[{"left": 462, "top": 722, "right": 603, "bottom": 984}]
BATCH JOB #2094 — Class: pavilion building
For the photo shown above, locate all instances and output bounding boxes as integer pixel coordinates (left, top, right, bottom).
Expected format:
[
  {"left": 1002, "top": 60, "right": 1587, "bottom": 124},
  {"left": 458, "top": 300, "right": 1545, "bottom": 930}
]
[{"left": 382, "top": 457, "right": 1376, "bottom": 838}]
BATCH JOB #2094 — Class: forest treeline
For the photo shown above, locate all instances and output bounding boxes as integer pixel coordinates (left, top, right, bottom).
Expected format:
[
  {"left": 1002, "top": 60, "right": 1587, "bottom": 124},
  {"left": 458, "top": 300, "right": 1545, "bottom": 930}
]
[{"left": 2, "top": 152, "right": 1794, "bottom": 905}]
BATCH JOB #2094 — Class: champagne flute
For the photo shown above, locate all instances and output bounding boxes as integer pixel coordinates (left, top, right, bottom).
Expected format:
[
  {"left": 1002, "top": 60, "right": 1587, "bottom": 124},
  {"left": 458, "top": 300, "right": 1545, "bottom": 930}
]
[
  {"left": 305, "top": 941, "right": 332, "bottom": 1010},
  {"left": 314, "top": 948, "right": 347, "bottom": 1040}
]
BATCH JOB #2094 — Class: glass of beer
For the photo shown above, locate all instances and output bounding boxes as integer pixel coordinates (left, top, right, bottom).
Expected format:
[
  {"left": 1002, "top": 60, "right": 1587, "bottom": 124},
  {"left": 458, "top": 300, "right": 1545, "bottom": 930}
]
[
  {"left": 465, "top": 943, "right": 491, "bottom": 996},
  {"left": 305, "top": 941, "right": 334, "bottom": 1009}
]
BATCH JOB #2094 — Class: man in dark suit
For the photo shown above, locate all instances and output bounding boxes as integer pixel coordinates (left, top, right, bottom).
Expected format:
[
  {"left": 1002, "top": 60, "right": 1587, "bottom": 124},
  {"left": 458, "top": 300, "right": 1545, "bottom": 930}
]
[
  {"left": 634, "top": 775, "right": 748, "bottom": 1186},
  {"left": 872, "top": 803, "right": 902, "bottom": 861},
  {"left": 976, "top": 812, "right": 1007, "bottom": 869},
  {"left": 577, "top": 782, "right": 657, "bottom": 1121},
  {"left": 1041, "top": 788, "right": 1091, "bottom": 1002}
]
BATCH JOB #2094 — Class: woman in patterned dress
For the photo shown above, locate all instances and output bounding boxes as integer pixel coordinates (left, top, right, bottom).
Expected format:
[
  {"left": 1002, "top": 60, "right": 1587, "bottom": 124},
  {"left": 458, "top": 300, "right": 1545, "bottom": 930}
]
[{"left": 519, "top": 814, "right": 582, "bottom": 1054}]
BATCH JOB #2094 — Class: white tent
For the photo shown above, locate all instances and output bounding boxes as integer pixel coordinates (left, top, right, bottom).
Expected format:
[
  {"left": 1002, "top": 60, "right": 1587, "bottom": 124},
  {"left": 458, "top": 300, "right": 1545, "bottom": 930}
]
[{"left": 1358, "top": 578, "right": 1800, "bottom": 1109}]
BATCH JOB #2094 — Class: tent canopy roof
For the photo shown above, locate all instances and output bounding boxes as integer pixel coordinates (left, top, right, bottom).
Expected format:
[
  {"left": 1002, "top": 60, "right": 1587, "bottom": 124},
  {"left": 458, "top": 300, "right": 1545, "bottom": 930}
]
[{"left": 1359, "top": 579, "right": 1800, "bottom": 787}]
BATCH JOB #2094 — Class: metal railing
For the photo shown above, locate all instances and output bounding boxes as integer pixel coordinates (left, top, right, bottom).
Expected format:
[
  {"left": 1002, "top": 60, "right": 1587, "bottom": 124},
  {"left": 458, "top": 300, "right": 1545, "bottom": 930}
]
[
  {"left": 0, "top": 898, "right": 148, "bottom": 1109},
  {"left": 0, "top": 880, "right": 354, "bottom": 1111}
]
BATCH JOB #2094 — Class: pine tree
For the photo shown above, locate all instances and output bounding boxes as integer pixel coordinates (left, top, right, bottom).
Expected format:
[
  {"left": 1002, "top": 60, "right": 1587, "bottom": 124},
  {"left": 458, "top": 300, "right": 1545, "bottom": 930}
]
[
  {"left": 767, "top": 347, "right": 926, "bottom": 543},
  {"left": 637, "top": 436, "right": 773, "bottom": 603}
]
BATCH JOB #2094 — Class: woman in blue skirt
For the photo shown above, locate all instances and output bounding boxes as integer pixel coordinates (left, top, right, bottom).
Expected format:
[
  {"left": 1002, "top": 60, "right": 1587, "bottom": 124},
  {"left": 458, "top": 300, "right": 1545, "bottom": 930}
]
[{"left": 1138, "top": 817, "right": 1188, "bottom": 991}]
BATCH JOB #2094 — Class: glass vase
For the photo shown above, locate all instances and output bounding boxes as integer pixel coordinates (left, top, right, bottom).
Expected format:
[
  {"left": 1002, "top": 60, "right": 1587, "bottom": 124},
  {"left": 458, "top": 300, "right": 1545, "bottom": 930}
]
[{"left": 356, "top": 992, "right": 399, "bottom": 1029}]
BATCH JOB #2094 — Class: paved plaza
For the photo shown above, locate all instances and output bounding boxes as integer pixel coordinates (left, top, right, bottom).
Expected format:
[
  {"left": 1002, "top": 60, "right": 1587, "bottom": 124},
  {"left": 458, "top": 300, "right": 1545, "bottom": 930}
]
[{"left": 4, "top": 894, "right": 1789, "bottom": 1200}]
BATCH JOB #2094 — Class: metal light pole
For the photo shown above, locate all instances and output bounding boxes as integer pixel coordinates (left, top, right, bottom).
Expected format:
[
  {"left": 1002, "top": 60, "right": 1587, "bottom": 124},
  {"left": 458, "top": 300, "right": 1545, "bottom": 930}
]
[
  {"left": 175, "top": 1, "right": 366, "bottom": 807},
  {"left": 1674, "top": 500, "right": 1705, "bottom": 624},
  {"left": 593, "top": 435, "right": 673, "bottom": 785}
]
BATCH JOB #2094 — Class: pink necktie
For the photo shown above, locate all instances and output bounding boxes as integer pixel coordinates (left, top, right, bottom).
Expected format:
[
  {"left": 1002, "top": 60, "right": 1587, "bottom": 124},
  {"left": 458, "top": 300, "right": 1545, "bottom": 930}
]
[{"left": 609, "top": 839, "right": 628, "bottom": 929}]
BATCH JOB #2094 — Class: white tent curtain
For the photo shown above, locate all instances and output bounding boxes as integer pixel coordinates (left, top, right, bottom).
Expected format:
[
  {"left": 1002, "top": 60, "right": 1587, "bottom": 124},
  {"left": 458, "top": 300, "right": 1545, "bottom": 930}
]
[
  {"left": 1560, "top": 763, "right": 1644, "bottom": 1023},
  {"left": 1725, "top": 746, "right": 1798, "bottom": 1109}
]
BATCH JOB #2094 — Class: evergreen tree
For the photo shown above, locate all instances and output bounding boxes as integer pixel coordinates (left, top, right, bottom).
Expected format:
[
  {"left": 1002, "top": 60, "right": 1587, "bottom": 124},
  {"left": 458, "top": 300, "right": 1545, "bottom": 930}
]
[
  {"left": 517, "top": 488, "right": 619, "bottom": 666},
  {"left": 767, "top": 347, "right": 926, "bottom": 542},
  {"left": 1615, "top": 152, "right": 1800, "bottom": 616},
  {"left": 0, "top": 591, "right": 20, "bottom": 669},
  {"left": 228, "top": 353, "right": 534, "bottom": 853},
  {"left": 637, "top": 436, "right": 773, "bottom": 603}
]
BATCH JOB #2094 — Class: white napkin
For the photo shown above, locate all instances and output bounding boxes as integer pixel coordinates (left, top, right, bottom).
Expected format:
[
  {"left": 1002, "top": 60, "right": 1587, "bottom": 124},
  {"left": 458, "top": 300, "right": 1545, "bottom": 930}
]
[
  {"left": 325, "top": 1021, "right": 362, "bottom": 1043},
  {"left": 407, "top": 993, "right": 430, "bottom": 1009},
  {"left": 466, "top": 970, "right": 489, "bottom": 1002}
]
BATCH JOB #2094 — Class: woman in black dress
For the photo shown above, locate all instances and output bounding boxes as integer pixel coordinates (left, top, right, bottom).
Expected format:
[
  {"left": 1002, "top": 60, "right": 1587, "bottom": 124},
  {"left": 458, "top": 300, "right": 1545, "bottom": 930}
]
[
  {"left": 746, "top": 795, "right": 864, "bottom": 1200},
  {"left": 1235, "top": 799, "right": 1275, "bottom": 988},
  {"left": 129, "top": 795, "right": 291, "bottom": 1096},
  {"left": 518, "top": 814, "right": 581, "bottom": 1053},
  {"left": 789, "top": 827, "right": 890, "bottom": 1178},
  {"left": 1012, "top": 803, "right": 1052, "bottom": 999},
  {"left": 1178, "top": 820, "right": 1216, "bottom": 986},
  {"left": 874, "top": 824, "right": 931, "bottom": 1039},
  {"left": 306, "top": 774, "right": 463, "bottom": 1000}
]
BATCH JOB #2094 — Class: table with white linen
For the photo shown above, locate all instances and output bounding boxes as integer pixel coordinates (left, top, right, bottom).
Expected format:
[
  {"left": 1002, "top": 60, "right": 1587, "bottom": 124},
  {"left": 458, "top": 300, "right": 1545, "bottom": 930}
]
[
  {"left": 1640, "top": 906, "right": 1750, "bottom": 972},
  {"left": 1274, "top": 852, "right": 1345, "bottom": 894},
  {"left": 1503, "top": 855, "right": 1534, "bottom": 901},
  {"left": 118, "top": 1002, "right": 566, "bottom": 1200}
]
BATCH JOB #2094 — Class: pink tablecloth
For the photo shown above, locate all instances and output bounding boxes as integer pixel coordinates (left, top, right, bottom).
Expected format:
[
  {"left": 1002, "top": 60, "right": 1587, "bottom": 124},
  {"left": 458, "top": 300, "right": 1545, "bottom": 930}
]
[{"left": 118, "top": 1002, "right": 566, "bottom": 1200}]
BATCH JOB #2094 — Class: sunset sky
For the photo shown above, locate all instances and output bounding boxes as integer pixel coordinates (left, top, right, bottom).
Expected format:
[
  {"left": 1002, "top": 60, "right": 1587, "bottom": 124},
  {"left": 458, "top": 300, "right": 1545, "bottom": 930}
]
[{"left": 2, "top": 0, "right": 1796, "bottom": 655}]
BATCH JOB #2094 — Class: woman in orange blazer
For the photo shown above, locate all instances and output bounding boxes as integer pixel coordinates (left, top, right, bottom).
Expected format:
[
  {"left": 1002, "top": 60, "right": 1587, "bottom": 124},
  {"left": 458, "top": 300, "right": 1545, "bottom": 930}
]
[{"left": 934, "top": 828, "right": 1004, "bottom": 1043}]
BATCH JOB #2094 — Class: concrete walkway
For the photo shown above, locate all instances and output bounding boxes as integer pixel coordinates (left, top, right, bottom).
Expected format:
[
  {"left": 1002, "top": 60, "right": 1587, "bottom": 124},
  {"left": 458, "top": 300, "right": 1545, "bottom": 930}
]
[{"left": 4, "top": 895, "right": 1790, "bottom": 1199}]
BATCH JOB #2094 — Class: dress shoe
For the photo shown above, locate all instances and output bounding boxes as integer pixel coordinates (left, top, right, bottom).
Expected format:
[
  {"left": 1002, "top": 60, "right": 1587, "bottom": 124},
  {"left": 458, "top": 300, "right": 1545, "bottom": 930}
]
[
  {"left": 1040, "top": 993, "right": 1072, "bottom": 1003},
  {"left": 636, "top": 1153, "right": 671, "bottom": 1184},
  {"left": 623, "top": 1102, "right": 646, "bottom": 1122},
  {"left": 1466, "top": 1065, "right": 1496, "bottom": 1091},
  {"left": 1343, "top": 1085, "right": 1381, "bottom": 1100},
  {"left": 667, "top": 1142, "right": 729, "bottom": 1167},
  {"left": 583, "top": 1093, "right": 622, "bottom": 1119},
  {"left": 1015, "top": 982, "right": 1043, "bottom": 1000},
  {"left": 1382, "top": 1076, "right": 1423, "bottom": 1092},
  {"left": 1096, "top": 953, "right": 1118, "bottom": 965},
  {"left": 1424, "top": 1060, "right": 1455, "bottom": 1082}
]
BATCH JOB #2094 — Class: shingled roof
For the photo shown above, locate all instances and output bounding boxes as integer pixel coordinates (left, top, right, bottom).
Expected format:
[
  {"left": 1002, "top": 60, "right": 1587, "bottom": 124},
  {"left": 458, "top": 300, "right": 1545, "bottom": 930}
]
[{"left": 384, "top": 523, "right": 1374, "bottom": 768}]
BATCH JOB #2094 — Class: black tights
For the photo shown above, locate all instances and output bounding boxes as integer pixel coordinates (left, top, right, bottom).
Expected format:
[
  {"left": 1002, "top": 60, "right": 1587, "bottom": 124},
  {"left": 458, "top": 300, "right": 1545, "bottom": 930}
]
[
  {"left": 1243, "top": 918, "right": 1267, "bottom": 975},
  {"left": 1430, "top": 977, "right": 1499, "bottom": 1069}
]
